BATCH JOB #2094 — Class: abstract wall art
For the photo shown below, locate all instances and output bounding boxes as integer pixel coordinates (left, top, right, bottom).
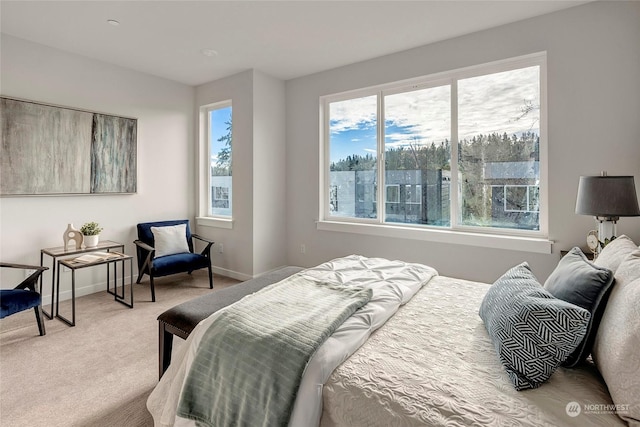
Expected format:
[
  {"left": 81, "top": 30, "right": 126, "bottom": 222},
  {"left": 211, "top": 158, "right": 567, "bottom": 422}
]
[{"left": 0, "top": 97, "right": 137, "bottom": 195}]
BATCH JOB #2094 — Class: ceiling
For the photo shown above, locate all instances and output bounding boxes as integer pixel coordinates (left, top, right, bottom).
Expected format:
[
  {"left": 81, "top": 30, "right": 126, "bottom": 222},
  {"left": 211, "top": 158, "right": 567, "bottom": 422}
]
[{"left": 1, "top": 1, "right": 592, "bottom": 86}]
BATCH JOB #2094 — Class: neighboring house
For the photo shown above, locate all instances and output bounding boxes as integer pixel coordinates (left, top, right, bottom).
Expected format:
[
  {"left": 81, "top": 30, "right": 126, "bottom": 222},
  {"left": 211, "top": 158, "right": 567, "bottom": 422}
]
[
  {"left": 330, "top": 169, "right": 451, "bottom": 226},
  {"left": 331, "top": 161, "right": 541, "bottom": 231},
  {"left": 211, "top": 175, "right": 232, "bottom": 217},
  {"left": 483, "top": 161, "right": 540, "bottom": 230}
]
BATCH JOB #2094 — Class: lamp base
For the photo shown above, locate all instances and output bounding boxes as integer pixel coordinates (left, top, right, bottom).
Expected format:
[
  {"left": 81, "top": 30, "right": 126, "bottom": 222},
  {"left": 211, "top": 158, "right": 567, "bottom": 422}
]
[{"left": 596, "top": 217, "right": 617, "bottom": 250}]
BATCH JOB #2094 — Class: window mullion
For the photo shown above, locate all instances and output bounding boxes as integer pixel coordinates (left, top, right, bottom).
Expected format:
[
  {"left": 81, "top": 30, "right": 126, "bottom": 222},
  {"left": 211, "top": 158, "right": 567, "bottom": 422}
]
[
  {"left": 450, "top": 80, "right": 459, "bottom": 229},
  {"left": 378, "top": 91, "right": 385, "bottom": 224},
  {"left": 206, "top": 109, "right": 213, "bottom": 216}
]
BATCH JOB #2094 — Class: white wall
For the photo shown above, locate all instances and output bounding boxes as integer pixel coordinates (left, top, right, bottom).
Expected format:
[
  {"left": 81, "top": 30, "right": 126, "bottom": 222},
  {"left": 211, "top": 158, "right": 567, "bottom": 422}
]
[
  {"left": 2, "top": 1, "right": 638, "bottom": 293},
  {"left": 252, "top": 70, "right": 287, "bottom": 275},
  {"left": 194, "top": 69, "right": 287, "bottom": 279},
  {"left": 285, "top": 0, "right": 640, "bottom": 283},
  {"left": 195, "top": 70, "right": 255, "bottom": 279},
  {"left": 0, "top": 35, "right": 195, "bottom": 299}
]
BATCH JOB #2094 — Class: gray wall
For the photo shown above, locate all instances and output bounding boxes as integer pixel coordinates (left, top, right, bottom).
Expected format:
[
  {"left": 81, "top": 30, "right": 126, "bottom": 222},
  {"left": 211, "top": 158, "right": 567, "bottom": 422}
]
[{"left": 285, "top": 1, "right": 640, "bottom": 283}]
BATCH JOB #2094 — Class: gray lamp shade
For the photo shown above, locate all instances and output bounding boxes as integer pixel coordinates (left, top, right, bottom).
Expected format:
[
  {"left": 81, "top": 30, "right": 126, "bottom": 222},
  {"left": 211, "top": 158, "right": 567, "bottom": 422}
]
[{"left": 575, "top": 175, "right": 640, "bottom": 218}]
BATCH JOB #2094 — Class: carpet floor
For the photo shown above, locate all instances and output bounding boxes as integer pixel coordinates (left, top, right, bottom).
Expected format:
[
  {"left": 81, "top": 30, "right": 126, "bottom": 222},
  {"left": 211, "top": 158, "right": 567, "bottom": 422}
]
[{"left": 0, "top": 271, "right": 240, "bottom": 427}]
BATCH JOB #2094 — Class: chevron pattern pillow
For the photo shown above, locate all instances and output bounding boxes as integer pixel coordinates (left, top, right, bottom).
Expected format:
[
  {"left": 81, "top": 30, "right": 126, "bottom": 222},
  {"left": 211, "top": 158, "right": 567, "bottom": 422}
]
[{"left": 479, "top": 263, "right": 591, "bottom": 391}]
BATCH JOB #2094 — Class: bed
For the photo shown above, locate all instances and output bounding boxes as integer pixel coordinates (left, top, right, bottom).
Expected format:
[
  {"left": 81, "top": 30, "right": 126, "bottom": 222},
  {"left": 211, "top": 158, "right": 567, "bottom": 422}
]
[{"left": 147, "top": 243, "right": 640, "bottom": 427}]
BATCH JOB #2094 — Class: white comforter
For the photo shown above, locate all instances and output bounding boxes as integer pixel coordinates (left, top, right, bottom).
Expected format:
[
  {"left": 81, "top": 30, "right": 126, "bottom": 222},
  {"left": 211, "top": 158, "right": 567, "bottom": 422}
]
[
  {"left": 146, "top": 255, "right": 438, "bottom": 427},
  {"left": 321, "top": 275, "right": 626, "bottom": 427}
]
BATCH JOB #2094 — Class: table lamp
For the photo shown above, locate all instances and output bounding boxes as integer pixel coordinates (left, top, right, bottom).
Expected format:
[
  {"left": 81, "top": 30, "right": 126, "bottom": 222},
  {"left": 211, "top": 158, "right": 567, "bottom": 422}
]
[{"left": 575, "top": 172, "right": 640, "bottom": 255}]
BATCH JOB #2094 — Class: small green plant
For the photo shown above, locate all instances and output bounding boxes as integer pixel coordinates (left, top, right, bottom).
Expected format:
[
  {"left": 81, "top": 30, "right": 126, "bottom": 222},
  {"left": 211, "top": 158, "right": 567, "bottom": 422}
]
[
  {"left": 599, "top": 235, "right": 617, "bottom": 249},
  {"left": 80, "top": 222, "right": 103, "bottom": 236}
]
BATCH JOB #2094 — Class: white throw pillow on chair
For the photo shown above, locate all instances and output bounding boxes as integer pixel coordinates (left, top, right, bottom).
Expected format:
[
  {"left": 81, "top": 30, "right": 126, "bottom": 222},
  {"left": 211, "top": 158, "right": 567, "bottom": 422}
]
[{"left": 151, "top": 224, "right": 190, "bottom": 257}]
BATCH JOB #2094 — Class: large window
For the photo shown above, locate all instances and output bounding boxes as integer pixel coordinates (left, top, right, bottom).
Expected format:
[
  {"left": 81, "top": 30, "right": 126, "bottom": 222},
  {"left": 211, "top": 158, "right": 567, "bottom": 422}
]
[
  {"left": 321, "top": 53, "right": 546, "bottom": 239},
  {"left": 208, "top": 102, "right": 232, "bottom": 217}
]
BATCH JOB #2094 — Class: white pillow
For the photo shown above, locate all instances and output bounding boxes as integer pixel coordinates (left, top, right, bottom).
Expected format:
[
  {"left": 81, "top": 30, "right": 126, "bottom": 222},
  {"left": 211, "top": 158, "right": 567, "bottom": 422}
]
[
  {"left": 151, "top": 224, "right": 190, "bottom": 257},
  {"left": 594, "top": 234, "right": 637, "bottom": 273},
  {"left": 592, "top": 250, "right": 640, "bottom": 425}
]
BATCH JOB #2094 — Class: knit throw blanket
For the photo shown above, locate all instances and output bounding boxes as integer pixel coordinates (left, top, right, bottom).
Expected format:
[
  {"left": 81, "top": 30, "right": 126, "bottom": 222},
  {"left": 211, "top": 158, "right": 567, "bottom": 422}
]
[{"left": 176, "top": 275, "right": 373, "bottom": 427}]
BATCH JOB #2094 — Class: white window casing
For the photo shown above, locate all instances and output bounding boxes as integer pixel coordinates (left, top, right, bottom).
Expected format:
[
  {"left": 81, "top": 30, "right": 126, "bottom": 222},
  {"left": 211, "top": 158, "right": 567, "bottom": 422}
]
[{"left": 318, "top": 52, "right": 551, "bottom": 253}]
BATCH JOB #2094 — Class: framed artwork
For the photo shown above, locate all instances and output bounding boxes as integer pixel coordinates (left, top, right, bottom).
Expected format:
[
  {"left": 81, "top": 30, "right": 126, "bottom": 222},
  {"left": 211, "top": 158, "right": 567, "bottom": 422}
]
[{"left": 0, "top": 97, "right": 137, "bottom": 195}]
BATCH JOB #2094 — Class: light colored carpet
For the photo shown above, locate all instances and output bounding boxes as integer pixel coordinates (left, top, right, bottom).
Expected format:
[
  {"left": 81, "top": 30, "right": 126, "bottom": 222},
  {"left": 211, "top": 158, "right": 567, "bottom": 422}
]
[{"left": 0, "top": 271, "right": 240, "bottom": 427}]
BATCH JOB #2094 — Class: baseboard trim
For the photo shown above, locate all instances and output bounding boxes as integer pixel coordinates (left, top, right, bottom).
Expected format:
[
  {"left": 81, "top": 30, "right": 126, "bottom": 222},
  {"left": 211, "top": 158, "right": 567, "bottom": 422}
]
[
  {"left": 212, "top": 265, "right": 293, "bottom": 281},
  {"left": 42, "top": 279, "right": 122, "bottom": 302},
  {"left": 44, "top": 265, "right": 260, "bottom": 301},
  {"left": 211, "top": 266, "right": 252, "bottom": 281}
]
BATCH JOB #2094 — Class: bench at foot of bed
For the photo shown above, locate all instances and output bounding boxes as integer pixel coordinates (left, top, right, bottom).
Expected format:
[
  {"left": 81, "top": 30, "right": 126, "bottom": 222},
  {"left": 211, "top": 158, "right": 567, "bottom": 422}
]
[{"left": 157, "top": 266, "right": 304, "bottom": 379}]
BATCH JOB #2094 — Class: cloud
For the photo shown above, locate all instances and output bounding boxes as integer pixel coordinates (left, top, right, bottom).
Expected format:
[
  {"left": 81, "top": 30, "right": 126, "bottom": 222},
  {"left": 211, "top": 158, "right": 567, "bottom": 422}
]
[
  {"left": 384, "top": 85, "right": 451, "bottom": 145},
  {"left": 329, "top": 66, "right": 540, "bottom": 146},
  {"left": 329, "top": 95, "right": 377, "bottom": 134},
  {"left": 458, "top": 66, "right": 540, "bottom": 140}
]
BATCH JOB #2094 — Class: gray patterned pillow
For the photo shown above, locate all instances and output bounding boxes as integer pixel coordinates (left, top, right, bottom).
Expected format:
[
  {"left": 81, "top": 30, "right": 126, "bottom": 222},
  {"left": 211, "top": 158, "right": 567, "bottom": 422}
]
[
  {"left": 479, "top": 263, "right": 591, "bottom": 391},
  {"left": 543, "top": 247, "right": 614, "bottom": 367}
]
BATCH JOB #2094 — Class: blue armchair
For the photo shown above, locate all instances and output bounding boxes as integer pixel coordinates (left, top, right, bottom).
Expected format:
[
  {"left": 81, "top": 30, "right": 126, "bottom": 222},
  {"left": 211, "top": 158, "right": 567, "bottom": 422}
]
[
  {"left": 0, "top": 263, "right": 48, "bottom": 336},
  {"left": 134, "top": 220, "right": 214, "bottom": 301}
]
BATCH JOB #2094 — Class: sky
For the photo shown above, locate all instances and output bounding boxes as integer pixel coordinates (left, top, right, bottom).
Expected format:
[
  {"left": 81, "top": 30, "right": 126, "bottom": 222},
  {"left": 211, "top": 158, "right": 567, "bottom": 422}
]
[
  {"left": 329, "top": 66, "right": 540, "bottom": 164},
  {"left": 210, "top": 106, "right": 232, "bottom": 167}
]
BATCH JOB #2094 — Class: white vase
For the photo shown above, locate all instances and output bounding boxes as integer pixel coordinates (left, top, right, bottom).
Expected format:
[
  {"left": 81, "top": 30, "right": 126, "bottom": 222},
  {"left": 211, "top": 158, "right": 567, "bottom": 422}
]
[{"left": 83, "top": 234, "right": 100, "bottom": 248}]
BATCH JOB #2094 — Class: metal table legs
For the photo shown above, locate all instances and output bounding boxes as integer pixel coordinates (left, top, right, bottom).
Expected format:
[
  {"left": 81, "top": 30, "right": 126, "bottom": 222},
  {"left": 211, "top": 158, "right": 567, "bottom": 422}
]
[{"left": 56, "top": 256, "right": 133, "bottom": 327}]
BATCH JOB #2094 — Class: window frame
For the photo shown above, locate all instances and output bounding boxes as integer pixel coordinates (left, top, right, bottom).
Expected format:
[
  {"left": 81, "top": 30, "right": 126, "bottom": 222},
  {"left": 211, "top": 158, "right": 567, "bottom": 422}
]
[
  {"left": 503, "top": 185, "right": 540, "bottom": 213},
  {"left": 318, "top": 52, "right": 550, "bottom": 253},
  {"left": 197, "top": 100, "right": 234, "bottom": 229}
]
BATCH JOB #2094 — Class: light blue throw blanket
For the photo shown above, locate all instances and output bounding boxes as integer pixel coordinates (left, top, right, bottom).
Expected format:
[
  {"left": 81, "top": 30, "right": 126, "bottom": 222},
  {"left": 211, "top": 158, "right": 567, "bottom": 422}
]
[{"left": 176, "top": 275, "right": 372, "bottom": 427}]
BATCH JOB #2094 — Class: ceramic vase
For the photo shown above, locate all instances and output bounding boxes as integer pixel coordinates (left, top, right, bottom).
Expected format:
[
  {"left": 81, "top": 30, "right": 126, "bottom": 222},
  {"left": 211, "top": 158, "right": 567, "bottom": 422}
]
[
  {"left": 83, "top": 234, "right": 100, "bottom": 248},
  {"left": 63, "top": 223, "right": 83, "bottom": 251}
]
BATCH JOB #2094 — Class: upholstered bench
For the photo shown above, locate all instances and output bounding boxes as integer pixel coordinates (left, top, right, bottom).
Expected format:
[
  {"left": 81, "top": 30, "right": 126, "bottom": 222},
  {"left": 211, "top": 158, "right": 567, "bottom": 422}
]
[{"left": 157, "top": 266, "right": 304, "bottom": 378}]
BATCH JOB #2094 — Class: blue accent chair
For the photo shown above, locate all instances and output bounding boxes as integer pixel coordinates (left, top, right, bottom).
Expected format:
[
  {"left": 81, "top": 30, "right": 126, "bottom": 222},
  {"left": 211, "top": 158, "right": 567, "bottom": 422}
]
[
  {"left": 0, "top": 263, "right": 48, "bottom": 336},
  {"left": 134, "top": 220, "right": 214, "bottom": 302}
]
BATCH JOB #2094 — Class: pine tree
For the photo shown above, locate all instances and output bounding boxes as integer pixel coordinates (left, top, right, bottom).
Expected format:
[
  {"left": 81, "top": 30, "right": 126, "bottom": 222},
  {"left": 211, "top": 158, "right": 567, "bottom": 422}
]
[{"left": 213, "top": 117, "right": 232, "bottom": 176}]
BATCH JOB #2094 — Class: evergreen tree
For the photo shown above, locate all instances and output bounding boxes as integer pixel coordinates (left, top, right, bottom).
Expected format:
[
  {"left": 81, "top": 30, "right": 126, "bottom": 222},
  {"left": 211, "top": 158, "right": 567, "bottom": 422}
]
[{"left": 213, "top": 117, "right": 232, "bottom": 176}]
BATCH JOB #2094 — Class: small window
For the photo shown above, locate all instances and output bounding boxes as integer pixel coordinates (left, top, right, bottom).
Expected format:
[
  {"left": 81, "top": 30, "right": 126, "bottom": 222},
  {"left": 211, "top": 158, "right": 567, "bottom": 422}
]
[
  {"left": 505, "top": 186, "right": 528, "bottom": 212},
  {"left": 386, "top": 185, "right": 400, "bottom": 203},
  {"left": 208, "top": 103, "right": 232, "bottom": 217}
]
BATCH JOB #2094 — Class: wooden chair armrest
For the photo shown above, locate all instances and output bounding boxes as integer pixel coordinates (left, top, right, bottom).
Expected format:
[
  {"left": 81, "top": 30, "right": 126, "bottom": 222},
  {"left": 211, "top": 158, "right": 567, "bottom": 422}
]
[
  {"left": 133, "top": 240, "right": 155, "bottom": 253},
  {"left": 191, "top": 234, "right": 214, "bottom": 244},
  {"left": 191, "top": 234, "right": 214, "bottom": 257},
  {"left": 0, "top": 264, "right": 49, "bottom": 292}
]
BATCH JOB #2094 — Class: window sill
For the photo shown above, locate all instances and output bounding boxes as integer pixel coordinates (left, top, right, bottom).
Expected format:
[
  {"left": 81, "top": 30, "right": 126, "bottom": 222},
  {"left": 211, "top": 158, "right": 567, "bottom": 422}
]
[
  {"left": 316, "top": 220, "right": 553, "bottom": 254},
  {"left": 196, "top": 216, "right": 233, "bottom": 230}
]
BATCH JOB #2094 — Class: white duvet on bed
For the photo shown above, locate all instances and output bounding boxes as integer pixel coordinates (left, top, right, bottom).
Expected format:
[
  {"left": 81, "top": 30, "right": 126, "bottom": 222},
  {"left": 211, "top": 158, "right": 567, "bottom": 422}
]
[
  {"left": 320, "top": 275, "right": 626, "bottom": 427},
  {"left": 146, "top": 255, "right": 438, "bottom": 427}
]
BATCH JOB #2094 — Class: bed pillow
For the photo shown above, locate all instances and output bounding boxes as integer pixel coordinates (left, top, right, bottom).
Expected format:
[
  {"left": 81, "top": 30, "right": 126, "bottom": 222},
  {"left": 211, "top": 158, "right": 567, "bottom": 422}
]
[
  {"left": 594, "top": 234, "right": 637, "bottom": 273},
  {"left": 479, "top": 262, "right": 591, "bottom": 391},
  {"left": 151, "top": 224, "right": 190, "bottom": 257},
  {"left": 593, "top": 249, "right": 640, "bottom": 424},
  {"left": 543, "top": 247, "right": 614, "bottom": 367}
]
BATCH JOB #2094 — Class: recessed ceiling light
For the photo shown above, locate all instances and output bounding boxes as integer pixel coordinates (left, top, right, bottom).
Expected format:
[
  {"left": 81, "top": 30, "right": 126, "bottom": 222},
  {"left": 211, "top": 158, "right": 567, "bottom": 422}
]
[
  {"left": 200, "top": 49, "right": 218, "bottom": 57},
  {"left": 107, "top": 19, "right": 120, "bottom": 26}
]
